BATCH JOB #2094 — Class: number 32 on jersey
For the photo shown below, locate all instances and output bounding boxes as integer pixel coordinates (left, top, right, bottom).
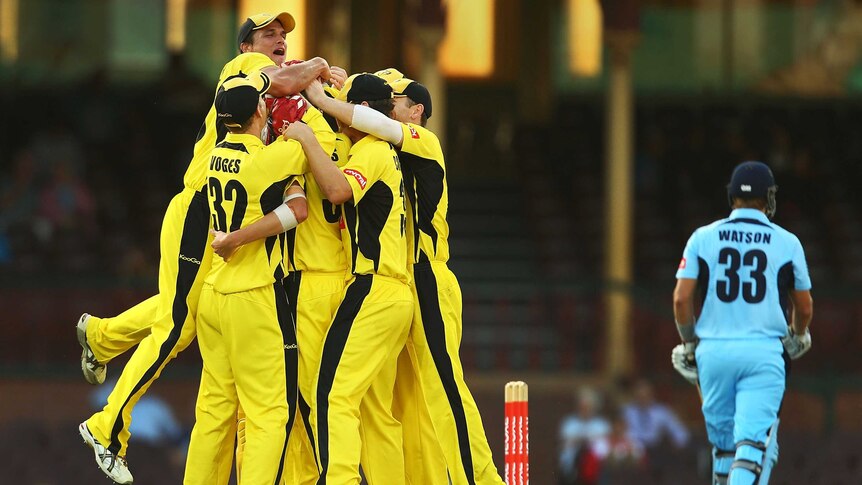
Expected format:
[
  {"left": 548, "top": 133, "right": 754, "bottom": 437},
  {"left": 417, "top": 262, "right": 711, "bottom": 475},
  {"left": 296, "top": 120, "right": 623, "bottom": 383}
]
[{"left": 209, "top": 177, "right": 248, "bottom": 232}]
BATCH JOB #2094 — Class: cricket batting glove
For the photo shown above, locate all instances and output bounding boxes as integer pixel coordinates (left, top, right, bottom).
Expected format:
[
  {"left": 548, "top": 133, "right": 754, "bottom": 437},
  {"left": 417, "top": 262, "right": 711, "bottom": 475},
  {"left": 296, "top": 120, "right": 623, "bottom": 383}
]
[
  {"left": 781, "top": 327, "right": 812, "bottom": 360},
  {"left": 671, "top": 342, "right": 698, "bottom": 386}
]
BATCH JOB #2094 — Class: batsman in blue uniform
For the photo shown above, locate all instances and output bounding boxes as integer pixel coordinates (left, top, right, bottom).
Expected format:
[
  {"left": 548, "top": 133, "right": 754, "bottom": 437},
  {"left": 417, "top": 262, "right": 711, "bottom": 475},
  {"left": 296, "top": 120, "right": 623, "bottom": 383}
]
[{"left": 671, "top": 161, "right": 814, "bottom": 485}]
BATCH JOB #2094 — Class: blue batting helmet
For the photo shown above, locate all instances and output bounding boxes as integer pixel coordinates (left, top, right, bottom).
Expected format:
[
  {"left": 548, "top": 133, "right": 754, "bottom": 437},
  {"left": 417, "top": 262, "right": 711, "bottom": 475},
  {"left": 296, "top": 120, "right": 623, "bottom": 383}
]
[{"left": 727, "top": 161, "right": 778, "bottom": 218}]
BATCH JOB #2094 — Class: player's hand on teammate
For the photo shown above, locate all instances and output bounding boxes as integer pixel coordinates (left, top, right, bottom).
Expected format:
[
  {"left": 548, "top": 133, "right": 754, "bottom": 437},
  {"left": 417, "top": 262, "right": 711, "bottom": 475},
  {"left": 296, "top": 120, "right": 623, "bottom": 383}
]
[
  {"left": 671, "top": 342, "right": 698, "bottom": 386},
  {"left": 305, "top": 56, "right": 332, "bottom": 87},
  {"left": 329, "top": 66, "right": 348, "bottom": 89},
  {"left": 210, "top": 229, "right": 239, "bottom": 262},
  {"left": 282, "top": 119, "right": 314, "bottom": 144},
  {"left": 781, "top": 326, "right": 812, "bottom": 360},
  {"left": 303, "top": 78, "right": 327, "bottom": 105}
]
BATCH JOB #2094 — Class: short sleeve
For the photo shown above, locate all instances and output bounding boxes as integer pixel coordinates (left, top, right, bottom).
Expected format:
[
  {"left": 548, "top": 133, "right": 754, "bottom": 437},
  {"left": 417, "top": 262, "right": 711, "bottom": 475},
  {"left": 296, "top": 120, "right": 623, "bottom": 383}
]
[
  {"left": 676, "top": 230, "right": 701, "bottom": 279},
  {"left": 791, "top": 237, "right": 812, "bottom": 290},
  {"left": 285, "top": 174, "right": 306, "bottom": 194},
  {"left": 341, "top": 145, "right": 387, "bottom": 204},
  {"left": 218, "top": 52, "right": 276, "bottom": 84},
  {"left": 399, "top": 123, "right": 442, "bottom": 160}
]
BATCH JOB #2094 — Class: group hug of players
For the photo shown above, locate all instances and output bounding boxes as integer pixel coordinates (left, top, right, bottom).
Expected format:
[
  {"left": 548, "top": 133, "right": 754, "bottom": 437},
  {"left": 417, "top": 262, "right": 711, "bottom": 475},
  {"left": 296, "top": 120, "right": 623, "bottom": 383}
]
[{"left": 74, "top": 11, "right": 507, "bottom": 485}]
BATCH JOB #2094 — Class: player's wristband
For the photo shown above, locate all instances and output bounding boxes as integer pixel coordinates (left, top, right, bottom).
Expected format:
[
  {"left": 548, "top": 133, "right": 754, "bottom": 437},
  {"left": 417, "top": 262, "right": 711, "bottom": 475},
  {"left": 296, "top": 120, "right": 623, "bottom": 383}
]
[
  {"left": 351, "top": 104, "right": 404, "bottom": 144},
  {"left": 284, "top": 192, "right": 306, "bottom": 203},
  {"left": 273, "top": 204, "right": 299, "bottom": 231},
  {"left": 676, "top": 320, "right": 696, "bottom": 343}
]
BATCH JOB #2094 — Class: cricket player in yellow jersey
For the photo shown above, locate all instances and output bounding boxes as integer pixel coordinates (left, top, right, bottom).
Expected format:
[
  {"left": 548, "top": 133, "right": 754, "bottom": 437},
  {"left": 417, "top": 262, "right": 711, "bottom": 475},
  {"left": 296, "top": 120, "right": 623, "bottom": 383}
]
[
  {"left": 211, "top": 130, "right": 354, "bottom": 485},
  {"left": 280, "top": 131, "right": 354, "bottom": 485},
  {"left": 183, "top": 74, "right": 335, "bottom": 485},
  {"left": 305, "top": 69, "right": 505, "bottom": 485},
  {"left": 280, "top": 74, "right": 412, "bottom": 485},
  {"left": 77, "top": 11, "right": 346, "bottom": 483}
]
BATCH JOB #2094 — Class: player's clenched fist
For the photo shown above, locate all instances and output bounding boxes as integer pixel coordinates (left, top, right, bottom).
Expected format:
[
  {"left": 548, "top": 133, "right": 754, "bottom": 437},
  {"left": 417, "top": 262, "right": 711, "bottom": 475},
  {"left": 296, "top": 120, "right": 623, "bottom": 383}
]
[
  {"left": 210, "top": 229, "right": 240, "bottom": 262},
  {"left": 281, "top": 118, "right": 314, "bottom": 143},
  {"left": 781, "top": 326, "right": 812, "bottom": 360},
  {"left": 671, "top": 342, "right": 698, "bottom": 386},
  {"left": 329, "top": 66, "right": 348, "bottom": 89}
]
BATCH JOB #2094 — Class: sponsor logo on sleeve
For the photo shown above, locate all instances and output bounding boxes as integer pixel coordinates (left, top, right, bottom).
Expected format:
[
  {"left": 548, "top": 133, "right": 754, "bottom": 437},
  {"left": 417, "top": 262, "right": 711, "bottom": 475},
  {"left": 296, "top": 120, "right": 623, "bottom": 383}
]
[
  {"left": 409, "top": 126, "right": 420, "bottom": 139},
  {"left": 678, "top": 257, "right": 687, "bottom": 270},
  {"left": 343, "top": 168, "right": 367, "bottom": 189}
]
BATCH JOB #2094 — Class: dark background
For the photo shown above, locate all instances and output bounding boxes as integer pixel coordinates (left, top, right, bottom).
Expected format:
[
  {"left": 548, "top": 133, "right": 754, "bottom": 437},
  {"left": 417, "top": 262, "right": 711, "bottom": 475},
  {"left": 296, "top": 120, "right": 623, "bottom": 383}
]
[{"left": 1, "top": 0, "right": 861, "bottom": 483}]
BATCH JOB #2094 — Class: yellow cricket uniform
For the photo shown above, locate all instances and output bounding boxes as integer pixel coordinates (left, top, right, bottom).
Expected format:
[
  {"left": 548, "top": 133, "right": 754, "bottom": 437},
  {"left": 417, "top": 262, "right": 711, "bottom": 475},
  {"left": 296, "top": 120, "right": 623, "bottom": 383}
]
[
  {"left": 185, "top": 117, "right": 334, "bottom": 484},
  {"left": 185, "top": 106, "right": 335, "bottom": 484},
  {"left": 391, "top": 342, "right": 448, "bottom": 485},
  {"left": 84, "top": 52, "right": 277, "bottom": 460},
  {"left": 280, "top": 133, "right": 353, "bottom": 485},
  {"left": 312, "top": 135, "right": 413, "bottom": 485},
  {"left": 398, "top": 123, "right": 505, "bottom": 485}
]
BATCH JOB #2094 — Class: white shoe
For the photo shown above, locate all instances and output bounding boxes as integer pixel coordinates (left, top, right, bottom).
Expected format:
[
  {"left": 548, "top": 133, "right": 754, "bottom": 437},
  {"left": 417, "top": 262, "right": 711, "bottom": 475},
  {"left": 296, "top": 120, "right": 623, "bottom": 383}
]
[
  {"left": 79, "top": 422, "right": 134, "bottom": 484},
  {"left": 76, "top": 313, "right": 106, "bottom": 385}
]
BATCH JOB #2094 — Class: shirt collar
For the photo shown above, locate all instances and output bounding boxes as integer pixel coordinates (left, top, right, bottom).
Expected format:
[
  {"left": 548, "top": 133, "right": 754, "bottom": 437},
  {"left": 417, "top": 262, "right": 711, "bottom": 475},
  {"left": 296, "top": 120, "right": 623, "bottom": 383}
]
[
  {"left": 348, "top": 134, "right": 382, "bottom": 156},
  {"left": 729, "top": 208, "right": 769, "bottom": 223},
  {"left": 224, "top": 132, "right": 264, "bottom": 147}
]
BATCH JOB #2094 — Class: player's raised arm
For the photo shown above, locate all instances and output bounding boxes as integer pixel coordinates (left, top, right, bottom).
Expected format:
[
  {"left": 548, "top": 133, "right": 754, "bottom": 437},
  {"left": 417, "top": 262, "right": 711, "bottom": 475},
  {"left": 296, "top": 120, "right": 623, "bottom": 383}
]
[
  {"left": 283, "top": 121, "right": 352, "bottom": 204},
  {"left": 261, "top": 59, "right": 346, "bottom": 97},
  {"left": 305, "top": 79, "right": 405, "bottom": 147},
  {"left": 262, "top": 57, "right": 331, "bottom": 97}
]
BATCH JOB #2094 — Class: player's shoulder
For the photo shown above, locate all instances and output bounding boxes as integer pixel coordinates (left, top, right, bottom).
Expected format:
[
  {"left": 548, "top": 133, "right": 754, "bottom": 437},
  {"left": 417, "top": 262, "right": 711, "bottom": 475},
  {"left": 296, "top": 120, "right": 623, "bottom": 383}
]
[
  {"left": 218, "top": 52, "right": 276, "bottom": 80},
  {"left": 353, "top": 134, "right": 397, "bottom": 157},
  {"left": 259, "top": 138, "right": 301, "bottom": 158},
  {"left": 767, "top": 221, "right": 804, "bottom": 247},
  {"left": 403, "top": 123, "right": 441, "bottom": 148},
  {"left": 403, "top": 122, "right": 437, "bottom": 140}
]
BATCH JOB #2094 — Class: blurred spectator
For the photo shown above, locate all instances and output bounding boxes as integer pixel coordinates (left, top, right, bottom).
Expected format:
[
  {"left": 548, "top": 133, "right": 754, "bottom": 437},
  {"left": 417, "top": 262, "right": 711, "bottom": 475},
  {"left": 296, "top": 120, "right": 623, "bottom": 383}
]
[
  {"left": 622, "top": 379, "right": 689, "bottom": 451},
  {"left": 603, "top": 409, "right": 646, "bottom": 468},
  {"left": 0, "top": 150, "right": 39, "bottom": 264},
  {"left": 36, "top": 158, "right": 97, "bottom": 240},
  {"left": 558, "top": 387, "right": 608, "bottom": 485},
  {"left": 599, "top": 409, "right": 647, "bottom": 484},
  {"left": 0, "top": 150, "right": 38, "bottom": 230}
]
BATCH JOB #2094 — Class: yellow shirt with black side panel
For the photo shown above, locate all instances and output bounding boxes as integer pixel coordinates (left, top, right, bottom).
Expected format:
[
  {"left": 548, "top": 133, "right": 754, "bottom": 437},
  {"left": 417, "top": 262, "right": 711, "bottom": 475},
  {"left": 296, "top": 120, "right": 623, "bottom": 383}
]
[
  {"left": 397, "top": 123, "right": 450, "bottom": 265},
  {"left": 339, "top": 134, "right": 409, "bottom": 284},
  {"left": 205, "top": 107, "right": 336, "bottom": 294},
  {"left": 286, "top": 133, "right": 353, "bottom": 274},
  {"left": 184, "top": 52, "right": 276, "bottom": 192}
]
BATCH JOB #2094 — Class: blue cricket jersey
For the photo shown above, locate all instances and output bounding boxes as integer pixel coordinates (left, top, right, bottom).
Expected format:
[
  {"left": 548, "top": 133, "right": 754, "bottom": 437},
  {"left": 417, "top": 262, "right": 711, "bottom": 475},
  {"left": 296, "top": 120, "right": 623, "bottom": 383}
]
[{"left": 676, "top": 208, "right": 812, "bottom": 339}]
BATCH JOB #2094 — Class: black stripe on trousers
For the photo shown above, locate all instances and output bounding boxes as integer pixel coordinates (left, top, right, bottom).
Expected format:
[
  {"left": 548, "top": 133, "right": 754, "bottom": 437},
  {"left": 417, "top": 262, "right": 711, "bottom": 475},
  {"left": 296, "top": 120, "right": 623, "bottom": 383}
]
[
  {"left": 285, "top": 272, "right": 321, "bottom": 469},
  {"left": 777, "top": 348, "right": 791, "bottom": 416},
  {"left": 274, "top": 279, "right": 298, "bottom": 485},
  {"left": 108, "top": 191, "right": 209, "bottom": 455},
  {"left": 415, "top": 265, "right": 476, "bottom": 485},
  {"left": 316, "top": 274, "right": 373, "bottom": 485}
]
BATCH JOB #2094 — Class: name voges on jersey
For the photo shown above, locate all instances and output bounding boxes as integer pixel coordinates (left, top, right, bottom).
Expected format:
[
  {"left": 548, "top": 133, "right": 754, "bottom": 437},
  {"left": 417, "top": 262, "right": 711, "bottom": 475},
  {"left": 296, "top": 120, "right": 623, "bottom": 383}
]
[
  {"left": 210, "top": 155, "right": 241, "bottom": 174},
  {"left": 718, "top": 229, "right": 772, "bottom": 244}
]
